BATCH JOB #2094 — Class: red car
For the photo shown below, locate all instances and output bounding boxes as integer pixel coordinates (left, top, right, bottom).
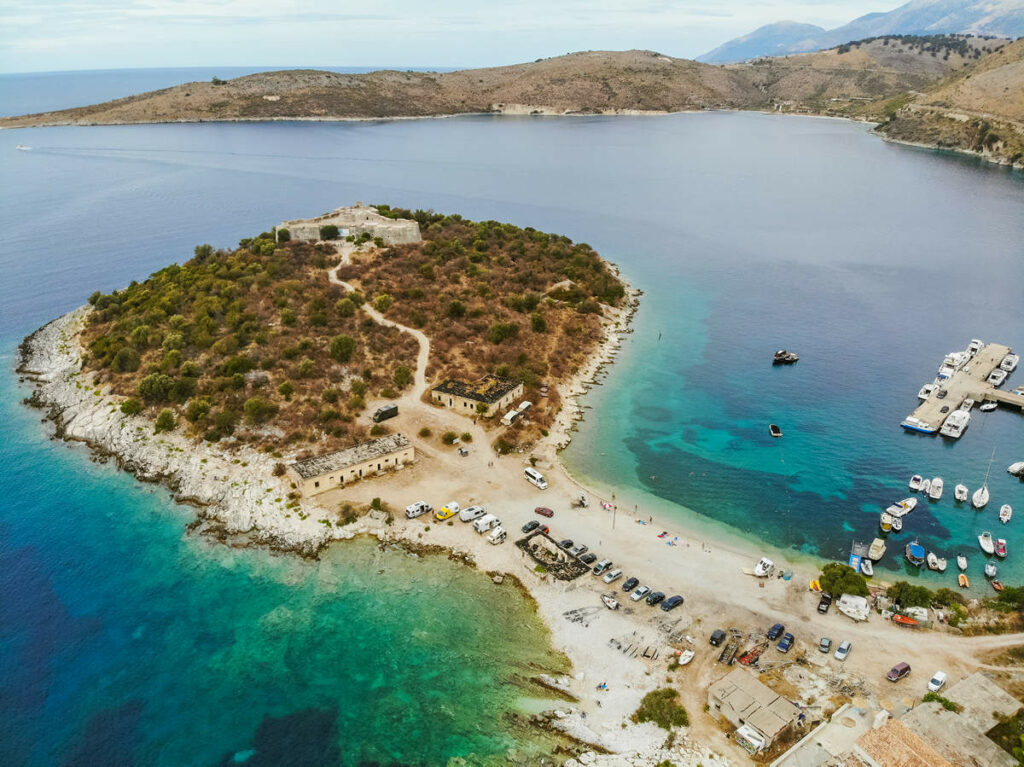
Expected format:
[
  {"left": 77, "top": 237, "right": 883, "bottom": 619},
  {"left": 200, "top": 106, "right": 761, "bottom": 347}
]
[{"left": 534, "top": 507, "right": 554, "bottom": 518}]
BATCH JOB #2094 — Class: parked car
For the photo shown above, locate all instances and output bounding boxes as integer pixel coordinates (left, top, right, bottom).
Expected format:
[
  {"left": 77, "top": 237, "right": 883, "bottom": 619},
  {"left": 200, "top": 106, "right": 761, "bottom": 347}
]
[
  {"left": 631, "top": 585, "right": 650, "bottom": 602},
  {"left": 818, "top": 637, "right": 832, "bottom": 654},
  {"left": 661, "top": 595, "right": 684, "bottom": 612},
  {"left": 767, "top": 623, "right": 785, "bottom": 641},
  {"left": 435, "top": 502, "right": 460, "bottom": 521},
  {"left": 534, "top": 507, "right": 554, "bottom": 518},
  {"left": 622, "top": 577, "right": 639, "bottom": 592},
  {"left": 593, "top": 559, "right": 613, "bottom": 575},
  {"left": 887, "top": 662, "right": 911, "bottom": 682},
  {"left": 458, "top": 505, "right": 486, "bottom": 522},
  {"left": 602, "top": 568, "right": 623, "bottom": 584},
  {"left": 521, "top": 520, "right": 540, "bottom": 534},
  {"left": 559, "top": 539, "right": 574, "bottom": 550},
  {"left": 709, "top": 629, "right": 727, "bottom": 647},
  {"left": 371, "top": 404, "right": 398, "bottom": 423},
  {"left": 817, "top": 592, "right": 833, "bottom": 614},
  {"left": 645, "top": 591, "right": 665, "bottom": 606},
  {"left": 777, "top": 633, "right": 795, "bottom": 653},
  {"left": 580, "top": 552, "right": 597, "bottom": 565},
  {"left": 834, "top": 641, "right": 852, "bottom": 662},
  {"left": 569, "top": 543, "right": 588, "bottom": 557},
  {"left": 927, "top": 671, "right": 947, "bottom": 692},
  {"left": 404, "top": 501, "right": 431, "bottom": 519}
]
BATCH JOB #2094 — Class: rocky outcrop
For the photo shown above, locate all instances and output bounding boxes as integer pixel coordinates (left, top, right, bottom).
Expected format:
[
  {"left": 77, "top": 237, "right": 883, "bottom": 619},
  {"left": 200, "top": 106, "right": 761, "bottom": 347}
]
[{"left": 18, "top": 308, "right": 350, "bottom": 557}]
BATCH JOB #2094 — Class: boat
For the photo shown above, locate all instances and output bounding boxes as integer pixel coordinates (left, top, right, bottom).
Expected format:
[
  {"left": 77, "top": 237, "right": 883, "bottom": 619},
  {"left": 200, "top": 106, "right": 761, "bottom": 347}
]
[
  {"left": 891, "top": 515, "right": 903, "bottom": 532},
  {"left": 677, "top": 649, "right": 695, "bottom": 666},
  {"left": 954, "top": 484, "right": 968, "bottom": 503},
  {"left": 939, "top": 410, "right": 970, "bottom": 439},
  {"left": 849, "top": 540, "right": 868, "bottom": 572},
  {"left": 957, "top": 553, "right": 968, "bottom": 571},
  {"left": 892, "top": 614, "right": 918, "bottom": 627},
  {"left": 754, "top": 557, "right": 775, "bottom": 577},
  {"left": 902, "top": 416, "right": 938, "bottom": 434},
  {"left": 917, "top": 383, "right": 938, "bottom": 401},
  {"left": 979, "top": 531, "right": 995, "bottom": 555},
  {"left": 968, "top": 339, "right": 984, "bottom": 355},
  {"left": 15, "top": 144, "right": 30, "bottom": 151},
  {"left": 868, "top": 538, "right": 887, "bottom": 561},
  {"left": 1000, "top": 504, "right": 1013, "bottom": 524},
  {"left": 1008, "top": 461, "right": 1024, "bottom": 477},
  {"left": 773, "top": 350, "right": 799, "bottom": 365},
  {"left": 992, "top": 579, "right": 1005, "bottom": 592},
  {"left": 995, "top": 538, "right": 1007, "bottom": 558},
  {"left": 920, "top": 478, "right": 931, "bottom": 495},
  {"left": 769, "top": 424, "right": 783, "bottom": 438},
  {"left": 1001, "top": 353, "right": 1020, "bottom": 373},
  {"left": 974, "top": 448, "right": 996, "bottom": 509},
  {"left": 985, "top": 562, "right": 998, "bottom": 578},
  {"left": 979, "top": 401, "right": 998, "bottom": 412},
  {"left": 905, "top": 540, "right": 926, "bottom": 567},
  {"left": 879, "top": 512, "right": 893, "bottom": 532},
  {"left": 601, "top": 594, "right": 619, "bottom": 610},
  {"left": 961, "top": 398, "right": 975, "bottom": 412},
  {"left": 926, "top": 552, "right": 942, "bottom": 571},
  {"left": 837, "top": 594, "right": 870, "bottom": 621},
  {"left": 934, "top": 555, "right": 947, "bottom": 572},
  {"left": 988, "top": 369, "right": 1008, "bottom": 387},
  {"left": 909, "top": 474, "right": 924, "bottom": 492},
  {"left": 928, "top": 477, "right": 943, "bottom": 501},
  {"left": 886, "top": 498, "right": 918, "bottom": 517},
  {"left": 958, "top": 573, "right": 970, "bottom": 588},
  {"left": 860, "top": 559, "right": 874, "bottom": 577}
]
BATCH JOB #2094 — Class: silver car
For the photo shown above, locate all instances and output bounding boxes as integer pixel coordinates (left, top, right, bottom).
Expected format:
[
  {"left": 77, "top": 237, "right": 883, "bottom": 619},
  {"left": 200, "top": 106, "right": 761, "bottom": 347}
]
[
  {"left": 834, "top": 640, "right": 851, "bottom": 661},
  {"left": 631, "top": 585, "right": 651, "bottom": 602},
  {"left": 602, "top": 568, "right": 623, "bottom": 584}
]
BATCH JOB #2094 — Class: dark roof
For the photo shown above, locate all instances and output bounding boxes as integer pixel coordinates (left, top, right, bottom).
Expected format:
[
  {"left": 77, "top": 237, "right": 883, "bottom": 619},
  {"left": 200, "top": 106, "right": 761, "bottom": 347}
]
[{"left": 432, "top": 374, "right": 521, "bottom": 404}]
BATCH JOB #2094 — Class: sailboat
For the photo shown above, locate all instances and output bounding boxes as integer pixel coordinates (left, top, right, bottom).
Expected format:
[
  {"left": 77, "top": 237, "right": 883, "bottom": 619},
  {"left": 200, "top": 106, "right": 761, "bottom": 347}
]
[{"left": 973, "top": 448, "right": 996, "bottom": 509}]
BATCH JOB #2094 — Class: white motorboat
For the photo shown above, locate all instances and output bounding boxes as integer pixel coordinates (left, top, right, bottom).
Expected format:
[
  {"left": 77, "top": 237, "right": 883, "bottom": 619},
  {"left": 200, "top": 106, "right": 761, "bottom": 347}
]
[
  {"left": 988, "top": 369, "right": 1008, "bottom": 387},
  {"left": 1001, "top": 353, "right": 1020, "bottom": 373},
  {"left": 891, "top": 515, "right": 903, "bottom": 532},
  {"left": 979, "top": 401, "right": 998, "bottom": 412},
  {"left": 677, "top": 649, "right": 695, "bottom": 666},
  {"left": 928, "top": 478, "right": 943, "bottom": 501},
  {"left": 957, "top": 554, "right": 968, "bottom": 571},
  {"left": 1000, "top": 504, "right": 1013, "bottom": 524},
  {"left": 985, "top": 562, "right": 998, "bottom": 578},
  {"left": 939, "top": 410, "right": 970, "bottom": 439},
  {"left": 968, "top": 339, "right": 984, "bottom": 355},
  {"left": 979, "top": 531, "right": 995, "bottom": 555},
  {"left": 926, "top": 552, "right": 946, "bottom": 571},
  {"left": 920, "top": 478, "right": 931, "bottom": 495},
  {"left": 917, "top": 383, "right": 938, "bottom": 401},
  {"left": 961, "top": 398, "right": 975, "bottom": 412},
  {"left": 601, "top": 594, "right": 620, "bottom": 610},
  {"left": 879, "top": 512, "right": 893, "bottom": 532},
  {"left": 954, "top": 484, "right": 968, "bottom": 503},
  {"left": 1008, "top": 461, "right": 1024, "bottom": 477},
  {"left": 868, "top": 538, "right": 887, "bottom": 561},
  {"left": 886, "top": 498, "right": 918, "bottom": 517},
  {"left": 909, "top": 474, "right": 924, "bottom": 492},
  {"left": 15, "top": 144, "right": 31, "bottom": 151},
  {"left": 754, "top": 557, "right": 775, "bottom": 577},
  {"left": 935, "top": 555, "right": 947, "bottom": 572},
  {"left": 860, "top": 559, "right": 874, "bottom": 577}
]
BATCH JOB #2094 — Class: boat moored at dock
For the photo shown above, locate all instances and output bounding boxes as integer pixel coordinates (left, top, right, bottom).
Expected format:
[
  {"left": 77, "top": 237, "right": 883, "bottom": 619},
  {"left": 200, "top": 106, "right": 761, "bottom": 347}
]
[
  {"left": 939, "top": 409, "right": 970, "bottom": 439},
  {"left": 917, "top": 383, "right": 938, "bottom": 401},
  {"left": 979, "top": 401, "right": 998, "bottom": 412},
  {"left": 1001, "top": 353, "right": 1019, "bottom": 373},
  {"left": 868, "top": 538, "right": 886, "bottom": 561},
  {"left": 989, "top": 369, "right": 1008, "bottom": 387}
]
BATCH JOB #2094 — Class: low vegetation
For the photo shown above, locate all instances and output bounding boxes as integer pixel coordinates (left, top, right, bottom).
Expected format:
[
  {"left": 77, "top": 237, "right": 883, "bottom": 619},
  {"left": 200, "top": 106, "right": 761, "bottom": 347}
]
[
  {"left": 922, "top": 691, "right": 960, "bottom": 712},
  {"left": 818, "top": 562, "right": 869, "bottom": 597},
  {"left": 631, "top": 688, "right": 689, "bottom": 730}
]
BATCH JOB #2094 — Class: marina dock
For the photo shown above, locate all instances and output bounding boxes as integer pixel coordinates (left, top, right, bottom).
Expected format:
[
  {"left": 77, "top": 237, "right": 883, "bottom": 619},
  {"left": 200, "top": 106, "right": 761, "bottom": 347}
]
[{"left": 902, "top": 343, "right": 1024, "bottom": 434}]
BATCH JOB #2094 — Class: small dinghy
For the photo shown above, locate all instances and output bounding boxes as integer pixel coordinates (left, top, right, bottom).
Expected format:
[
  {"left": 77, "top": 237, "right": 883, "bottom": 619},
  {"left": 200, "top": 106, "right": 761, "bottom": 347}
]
[
  {"left": 958, "top": 573, "right": 970, "bottom": 588},
  {"left": 891, "top": 515, "right": 903, "bottom": 532},
  {"left": 957, "top": 553, "right": 968, "bottom": 571},
  {"left": 769, "top": 424, "right": 783, "bottom": 438},
  {"left": 926, "top": 552, "right": 946, "bottom": 572},
  {"left": 995, "top": 538, "right": 1007, "bottom": 559},
  {"left": 985, "top": 561, "right": 998, "bottom": 579},
  {"left": 979, "top": 531, "right": 995, "bottom": 554},
  {"left": 1000, "top": 504, "right": 1013, "bottom": 524},
  {"left": 954, "top": 484, "right": 968, "bottom": 503},
  {"left": 979, "top": 401, "right": 998, "bottom": 412},
  {"left": 677, "top": 649, "right": 695, "bottom": 666},
  {"left": 929, "top": 477, "right": 944, "bottom": 500},
  {"left": 601, "top": 594, "right": 620, "bottom": 610},
  {"left": 992, "top": 579, "right": 1004, "bottom": 592},
  {"left": 909, "top": 474, "right": 924, "bottom": 492},
  {"left": 860, "top": 559, "right": 873, "bottom": 577}
]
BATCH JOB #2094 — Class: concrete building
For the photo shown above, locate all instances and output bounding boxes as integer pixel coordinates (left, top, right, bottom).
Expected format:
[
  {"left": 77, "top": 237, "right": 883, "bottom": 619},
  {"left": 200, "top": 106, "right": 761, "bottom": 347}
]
[
  {"left": 289, "top": 434, "right": 413, "bottom": 496},
  {"left": 707, "top": 668, "right": 800, "bottom": 753},
  {"left": 277, "top": 204, "right": 421, "bottom": 245},
  {"left": 431, "top": 375, "right": 524, "bottom": 419}
]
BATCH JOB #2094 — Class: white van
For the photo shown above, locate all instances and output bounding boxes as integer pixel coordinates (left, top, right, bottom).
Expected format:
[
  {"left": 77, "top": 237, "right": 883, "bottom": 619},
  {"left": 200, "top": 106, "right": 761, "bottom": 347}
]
[
  {"left": 474, "top": 514, "right": 501, "bottom": 533},
  {"left": 404, "top": 501, "right": 431, "bottom": 519},
  {"left": 487, "top": 526, "right": 507, "bottom": 545},
  {"left": 517, "top": 401, "right": 533, "bottom": 413},
  {"left": 524, "top": 467, "right": 548, "bottom": 490},
  {"left": 459, "top": 505, "right": 486, "bottom": 522}
]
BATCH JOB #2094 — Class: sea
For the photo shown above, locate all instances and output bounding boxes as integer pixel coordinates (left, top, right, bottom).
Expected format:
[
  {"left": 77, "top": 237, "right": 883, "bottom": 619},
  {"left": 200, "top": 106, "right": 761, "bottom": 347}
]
[{"left": 2, "top": 68, "right": 1023, "bottom": 765}]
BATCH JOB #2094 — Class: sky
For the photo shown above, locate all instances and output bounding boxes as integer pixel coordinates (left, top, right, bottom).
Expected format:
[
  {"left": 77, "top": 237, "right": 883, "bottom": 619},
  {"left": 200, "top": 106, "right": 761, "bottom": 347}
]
[{"left": 0, "top": 0, "right": 896, "bottom": 74}]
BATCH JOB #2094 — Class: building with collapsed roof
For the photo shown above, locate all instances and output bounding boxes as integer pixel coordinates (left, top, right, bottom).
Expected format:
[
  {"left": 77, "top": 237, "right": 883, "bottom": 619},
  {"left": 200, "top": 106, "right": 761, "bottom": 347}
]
[
  {"left": 431, "top": 374, "right": 523, "bottom": 418},
  {"left": 289, "top": 434, "right": 413, "bottom": 496}
]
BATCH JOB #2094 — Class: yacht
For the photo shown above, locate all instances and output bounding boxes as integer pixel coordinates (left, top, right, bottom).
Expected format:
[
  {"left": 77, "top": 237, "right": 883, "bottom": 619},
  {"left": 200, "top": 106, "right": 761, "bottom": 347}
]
[
  {"left": 1008, "top": 461, "right": 1024, "bottom": 477},
  {"left": 886, "top": 498, "right": 918, "bottom": 516},
  {"left": 939, "top": 410, "right": 970, "bottom": 439},
  {"left": 978, "top": 531, "right": 995, "bottom": 555},
  {"left": 905, "top": 540, "right": 926, "bottom": 567},
  {"left": 985, "top": 561, "right": 998, "bottom": 578},
  {"left": 995, "top": 538, "right": 1007, "bottom": 558},
  {"left": 868, "top": 538, "right": 887, "bottom": 561},
  {"left": 988, "top": 369, "right": 1008, "bottom": 387},
  {"left": 957, "top": 553, "right": 968, "bottom": 571},
  {"left": 954, "top": 484, "right": 968, "bottom": 503},
  {"left": 979, "top": 401, "right": 998, "bottom": 412},
  {"left": 1001, "top": 353, "right": 1020, "bottom": 373},
  {"left": 909, "top": 474, "right": 924, "bottom": 492},
  {"left": 961, "top": 398, "right": 975, "bottom": 412},
  {"left": 879, "top": 512, "right": 893, "bottom": 532},
  {"left": 968, "top": 339, "right": 984, "bottom": 356},
  {"left": 917, "top": 383, "right": 938, "bottom": 401},
  {"left": 860, "top": 559, "right": 874, "bottom": 577},
  {"left": 1000, "top": 504, "right": 1013, "bottom": 524},
  {"left": 928, "top": 477, "right": 944, "bottom": 501}
]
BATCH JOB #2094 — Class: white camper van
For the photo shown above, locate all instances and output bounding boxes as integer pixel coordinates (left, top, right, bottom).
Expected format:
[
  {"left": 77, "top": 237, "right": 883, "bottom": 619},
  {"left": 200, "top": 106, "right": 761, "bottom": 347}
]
[
  {"left": 524, "top": 467, "right": 548, "bottom": 490},
  {"left": 458, "top": 505, "right": 486, "bottom": 522},
  {"left": 473, "top": 514, "right": 501, "bottom": 533},
  {"left": 487, "top": 526, "right": 507, "bottom": 545}
]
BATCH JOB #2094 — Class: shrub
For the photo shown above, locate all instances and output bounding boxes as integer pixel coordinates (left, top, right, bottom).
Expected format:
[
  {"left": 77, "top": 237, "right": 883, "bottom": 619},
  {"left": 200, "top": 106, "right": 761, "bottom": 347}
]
[
  {"left": 418, "top": 427, "right": 432, "bottom": 438},
  {"left": 273, "top": 462, "right": 287, "bottom": 476},
  {"left": 319, "top": 224, "right": 339, "bottom": 240},
  {"left": 632, "top": 688, "right": 689, "bottom": 730},
  {"left": 120, "top": 398, "right": 142, "bottom": 416},
  {"left": 530, "top": 312, "right": 547, "bottom": 333},
  {"left": 296, "top": 357, "right": 316, "bottom": 378},
  {"left": 373, "top": 294, "right": 393, "bottom": 312},
  {"left": 185, "top": 397, "right": 212, "bottom": 423},
  {"left": 322, "top": 388, "right": 340, "bottom": 404},
  {"left": 350, "top": 379, "right": 367, "bottom": 396},
  {"left": 442, "top": 431, "right": 459, "bottom": 445},
  {"left": 335, "top": 298, "right": 356, "bottom": 317},
  {"left": 488, "top": 322, "right": 519, "bottom": 344},
  {"left": 370, "top": 424, "right": 386, "bottom": 436},
  {"left": 277, "top": 381, "right": 294, "bottom": 400},
  {"left": 138, "top": 373, "right": 175, "bottom": 404},
  {"left": 280, "top": 308, "right": 297, "bottom": 326},
  {"left": 819, "top": 562, "right": 869, "bottom": 598},
  {"left": 154, "top": 408, "right": 176, "bottom": 433},
  {"left": 329, "top": 334, "right": 356, "bottom": 363},
  {"left": 111, "top": 347, "right": 141, "bottom": 373},
  {"left": 923, "top": 692, "right": 960, "bottom": 712},
  {"left": 276, "top": 228, "right": 290, "bottom": 242},
  {"left": 393, "top": 365, "right": 413, "bottom": 389},
  {"left": 447, "top": 299, "right": 466, "bottom": 318},
  {"left": 460, "top": 432, "right": 472, "bottom": 442},
  {"left": 244, "top": 396, "right": 279, "bottom": 424}
]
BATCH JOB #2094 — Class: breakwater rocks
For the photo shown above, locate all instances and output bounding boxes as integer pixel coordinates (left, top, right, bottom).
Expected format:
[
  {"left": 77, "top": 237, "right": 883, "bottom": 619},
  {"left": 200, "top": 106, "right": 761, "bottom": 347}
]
[{"left": 17, "top": 308, "right": 347, "bottom": 557}]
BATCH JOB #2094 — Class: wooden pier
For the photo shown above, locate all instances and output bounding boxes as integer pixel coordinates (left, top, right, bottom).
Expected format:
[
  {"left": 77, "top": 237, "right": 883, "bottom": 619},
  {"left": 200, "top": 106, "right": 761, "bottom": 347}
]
[{"left": 902, "top": 343, "right": 1022, "bottom": 434}]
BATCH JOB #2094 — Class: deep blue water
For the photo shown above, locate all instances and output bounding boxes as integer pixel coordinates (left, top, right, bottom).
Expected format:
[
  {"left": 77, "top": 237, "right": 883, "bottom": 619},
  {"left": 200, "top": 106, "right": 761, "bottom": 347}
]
[{"left": 2, "top": 69, "right": 1024, "bottom": 765}]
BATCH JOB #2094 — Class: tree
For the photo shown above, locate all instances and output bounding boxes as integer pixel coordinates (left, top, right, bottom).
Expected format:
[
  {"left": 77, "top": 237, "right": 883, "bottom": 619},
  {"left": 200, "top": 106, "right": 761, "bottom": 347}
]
[
  {"left": 276, "top": 228, "right": 290, "bottom": 242},
  {"left": 319, "top": 224, "right": 339, "bottom": 240},
  {"left": 111, "top": 347, "right": 141, "bottom": 373},
  {"left": 886, "top": 581, "right": 934, "bottom": 608},
  {"left": 244, "top": 396, "right": 279, "bottom": 424},
  {"left": 120, "top": 398, "right": 142, "bottom": 416},
  {"left": 154, "top": 408, "right": 175, "bottom": 433},
  {"left": 393, "top": 365, "right": 413, "bottom": 389},
  {"left": 138, "top": 373, "right": 175, "bottom": 404},
  {"left": 447, "top": 300, "right": 466, "bottom": 319},
  {"left": 297, "top": 357, "right": 316, "bottom": 378},
  {"left": 277, "top": 381, "right": 294, "bottom": 401},
  {"left": 530, "top": 312, "right": 547, "bottom": 333},
  {"left": 185, "top": 397, "right": 211, "bottom": 423},
  {"left": 335, "top": 298, "right": 356, "bottom": 317},
  {"left": 330, "top": 334, "right": 356, "bottom": 363},
  {"left": 819, "top": 562, "right": 869, "bottom": 597},
  {"left": 373, "top": 294, "right": 393, "bottom": 312}
]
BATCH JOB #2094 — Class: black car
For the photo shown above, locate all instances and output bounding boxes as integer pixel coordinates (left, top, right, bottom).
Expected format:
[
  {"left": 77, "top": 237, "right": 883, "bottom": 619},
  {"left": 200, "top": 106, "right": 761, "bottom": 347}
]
[
  {"left": 559, "top": 539, "right": 573, "bottom": 550},
  {"left": 817, "top": 592, "right": 833, "bottom": 614},
  {"left": 622, "top": 577, "right": 639, "bottom": 592},
  {"left": 709, "top": 629, "right": 727, "bottom": 647},
  {"left": 522, "top": 520, "right": 540, "bottom": 534},
  {"left": 767, "top": 622, "right": 785, "bottom": 641},
  {"left": 661, "top": 595, "right": 684, "bottom": 612},
  {"left": 579, "top": 553, "right": 598, "bottom": 565},
  {"left": 646, "top": 591, "right": 665, "bottom": 606}
]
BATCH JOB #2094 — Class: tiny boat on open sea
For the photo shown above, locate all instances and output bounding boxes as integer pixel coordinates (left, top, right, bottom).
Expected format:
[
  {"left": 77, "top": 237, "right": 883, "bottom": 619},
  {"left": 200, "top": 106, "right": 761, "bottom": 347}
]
[{"left": 769, "top": 424, "right": 783, "bottom": 438}]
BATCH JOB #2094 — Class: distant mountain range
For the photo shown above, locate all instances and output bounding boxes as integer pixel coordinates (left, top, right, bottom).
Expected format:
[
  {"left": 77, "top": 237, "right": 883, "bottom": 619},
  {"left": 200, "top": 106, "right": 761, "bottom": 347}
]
[{"left": 698, "top": 0, "right": 1024, "bottom": 63}]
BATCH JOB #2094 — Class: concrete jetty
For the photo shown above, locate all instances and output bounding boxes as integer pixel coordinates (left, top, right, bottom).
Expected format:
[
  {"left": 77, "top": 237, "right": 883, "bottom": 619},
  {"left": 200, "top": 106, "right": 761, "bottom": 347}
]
[{"left": 902, "top": 343, "right": 1023, "bottom": 434}]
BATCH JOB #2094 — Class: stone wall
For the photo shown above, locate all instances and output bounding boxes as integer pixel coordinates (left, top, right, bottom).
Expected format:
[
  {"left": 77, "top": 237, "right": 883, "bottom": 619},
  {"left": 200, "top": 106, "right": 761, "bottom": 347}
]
[{"left": 278, "top": 204, "right": 421, "bottom": 245}]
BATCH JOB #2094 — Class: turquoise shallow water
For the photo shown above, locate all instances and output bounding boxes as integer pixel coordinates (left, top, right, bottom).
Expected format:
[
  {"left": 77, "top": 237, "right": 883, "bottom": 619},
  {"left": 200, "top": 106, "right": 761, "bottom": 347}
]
[{"left": 2, "top": 74, "right": 1024, "bottom": 763}]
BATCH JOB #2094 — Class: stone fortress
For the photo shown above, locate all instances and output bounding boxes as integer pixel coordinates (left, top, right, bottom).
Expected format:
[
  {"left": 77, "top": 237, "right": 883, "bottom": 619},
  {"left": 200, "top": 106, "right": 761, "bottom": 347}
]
[{"left": 276, "top": 203, "right": 421, "bottom": 245}]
